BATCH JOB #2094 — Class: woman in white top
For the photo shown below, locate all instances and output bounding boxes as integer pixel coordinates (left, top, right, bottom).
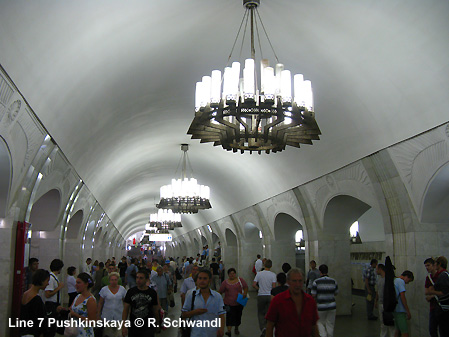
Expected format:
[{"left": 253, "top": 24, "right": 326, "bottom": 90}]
[
  {"left": 67, "top": 266, "right": 77, "bottom": 306},
  {"left": 97, "top": 272, "right": 127, "bottom": 337}
]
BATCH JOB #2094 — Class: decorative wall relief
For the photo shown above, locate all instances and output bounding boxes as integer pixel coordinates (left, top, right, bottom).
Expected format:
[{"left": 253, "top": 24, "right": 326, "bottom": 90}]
[
  {"left": 0, "top": 74, "right": 14, "bottom": 116},
  {"left": 3, "top": 100, "right": 21, "bottom": 127}
]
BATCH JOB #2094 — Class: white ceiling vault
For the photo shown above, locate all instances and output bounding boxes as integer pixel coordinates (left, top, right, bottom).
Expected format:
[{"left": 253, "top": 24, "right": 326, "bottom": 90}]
[{"left": 1, "top": 1, "right": 448, "bottom": 239}]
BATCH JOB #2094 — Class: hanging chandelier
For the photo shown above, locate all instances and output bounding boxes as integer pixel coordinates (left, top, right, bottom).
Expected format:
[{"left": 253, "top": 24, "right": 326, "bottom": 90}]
[
  {"left": 157, "top": 144, "right": 211, "bottom": 213},
  {"left": 188, "top": 0, "right": 321, "bottom": 154},
  {"left": 148, "top": 209, "right": 182, "bottom": 231}
]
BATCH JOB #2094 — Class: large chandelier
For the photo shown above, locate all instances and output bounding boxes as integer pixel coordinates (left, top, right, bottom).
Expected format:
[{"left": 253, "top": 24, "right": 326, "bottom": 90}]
[
  {"left": 148, "top": 209, "right": 182, "bottom": 231},
  {"left": 188, "top": 0, "right": 321, "bottom": 154},
  {"left": 157, "top": 144, "right": 211, "bottom": 213}
]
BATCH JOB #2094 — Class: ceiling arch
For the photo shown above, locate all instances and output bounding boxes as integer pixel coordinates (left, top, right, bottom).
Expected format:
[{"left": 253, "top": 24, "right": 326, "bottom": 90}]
[{"left": 1, "top": 1, "right": 448, "bottom": 238}]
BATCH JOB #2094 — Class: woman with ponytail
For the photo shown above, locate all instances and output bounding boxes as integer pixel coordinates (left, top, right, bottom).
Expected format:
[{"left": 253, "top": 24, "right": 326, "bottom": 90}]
[{"left": 69, "top": 272, "right": 97, "bottom": 336}]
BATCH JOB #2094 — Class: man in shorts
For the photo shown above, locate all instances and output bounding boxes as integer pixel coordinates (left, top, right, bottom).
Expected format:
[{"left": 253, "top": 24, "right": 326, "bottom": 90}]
[{"left": 393, "top": 270, "right": 414, "bottom": 337}]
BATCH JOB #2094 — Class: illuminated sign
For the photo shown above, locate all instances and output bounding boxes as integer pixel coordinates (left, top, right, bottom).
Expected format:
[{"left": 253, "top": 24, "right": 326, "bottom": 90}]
[{"left": 148, "top": 234, "right": 172, "bottom": 241}]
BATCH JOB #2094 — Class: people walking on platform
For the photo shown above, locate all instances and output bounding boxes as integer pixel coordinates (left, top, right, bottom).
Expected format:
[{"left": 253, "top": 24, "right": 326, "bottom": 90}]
[
  {"left": 271, "top": 272, "right": 289, "bottom": 298},
  {"left": 306, "top": 260, "right": 320, "bottom": 295},
  {"left": 182, "top": 268, "right": 226, "bottom": 337},
  {"left": 67, "top": 266, "right": 78, "bottom": 306},
  {"left": 219, "top": 267, "right": 248, "bottom": 336},
  {"left": 253, "top": 259, "right": 276, "bottom": 336},
  {"left": 151, "top": 265, "right": 172, "bottom": 313},
  {"left": 311, "top": 264, "right": 339, "bottom": 337},
  {"left": 97, "top": 272, "right": 126, "bottom": 337},
  {"left": 363, "top": 259, "right": 379, "bottom": 320},
  {"left": 125, "top": 258, "right": 138, "bottom": 289},
  {"left": 374, "top": 263, "right": 395, "bottom": 337},
  {"left": 181, "top": 264, "right": 200, "bottom": 307},
  {"left": 392, "top": 270, "right": 414, "bottom": 337},
  {"left": 20, "top": 269, "right": 50, "bottom": 337},
  {"left": 122, "top": 269, "right": 160, "bottom": 337},
  {"left": 426, "top": 256, "right": 449, "bottom": 337},
  {"left": 210, "top": 258, "right": 221, "bottom": 290},
  {"left": 266, "top": 268, "right": 319, "bottom": 337},
  {"left": 44, "top": 258, "right": 65, "bottom": 337},
  {"left": 24, "top": 257, "right": 39, "bottom": 291},
  {"left": 70, "top": 272, "right": 97, "bottom": 337}
]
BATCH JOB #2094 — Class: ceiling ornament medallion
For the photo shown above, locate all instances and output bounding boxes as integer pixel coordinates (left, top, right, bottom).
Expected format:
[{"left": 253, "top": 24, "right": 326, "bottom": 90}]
[
  {"left": 157, "top": 144, "right": 211, "bottom": 213},
  {"left": 188, "top": 0, "right": 321, "bottom": 154}
]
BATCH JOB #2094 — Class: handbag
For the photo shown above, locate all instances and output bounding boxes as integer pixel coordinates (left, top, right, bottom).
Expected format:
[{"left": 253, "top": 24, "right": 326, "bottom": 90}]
[
  {"left": 64, "top": 314, "right": 78, "bottom": 337},
  {"left": 180, "top": 290, "right": 197, "bottom": 337},
  {"left": 236, "top": 278, "right": 249, "bottom": 307}
]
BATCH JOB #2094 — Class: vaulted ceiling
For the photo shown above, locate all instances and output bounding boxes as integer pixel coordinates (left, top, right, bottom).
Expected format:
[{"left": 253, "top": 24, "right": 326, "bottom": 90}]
[{"left": 1, "top": 0, "right": 448, "bottom": 239}]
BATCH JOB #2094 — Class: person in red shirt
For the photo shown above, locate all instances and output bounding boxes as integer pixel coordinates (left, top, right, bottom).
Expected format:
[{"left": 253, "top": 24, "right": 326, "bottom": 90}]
[{"left": 265, "top": 268, "right": 319, "bottom": 337}]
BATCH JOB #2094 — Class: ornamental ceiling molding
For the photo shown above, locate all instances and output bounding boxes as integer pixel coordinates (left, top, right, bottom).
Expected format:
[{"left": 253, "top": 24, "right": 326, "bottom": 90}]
[{"left": 388, "top": 123, "right": 449, "bottom": 217}]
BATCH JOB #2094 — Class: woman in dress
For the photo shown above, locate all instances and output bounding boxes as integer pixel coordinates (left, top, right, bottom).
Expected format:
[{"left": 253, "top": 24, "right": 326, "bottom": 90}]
[
  {"left": 96, "top": 272, "right": 126, "bottom": 337},
  {"left": 219, "top": 268, "right": 248, "bottom": 336},
  {"left": 20, "top": 269, "right": 50, "bottom": 337},
  {"left": 70, "top": 272, "right": 96, "bottom": 337}
]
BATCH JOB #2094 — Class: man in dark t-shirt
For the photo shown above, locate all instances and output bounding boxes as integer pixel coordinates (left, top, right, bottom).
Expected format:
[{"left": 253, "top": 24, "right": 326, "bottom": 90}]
[
  {"left": 122, "top": 269, "right": 160, "bottom": 337},
  {"left": 118, "top": 257, "right": 127, "bottom": 285},
  {"left": 271, "top": 272, "right": 289, "bottom": 298},
  {"left": 210, "top": 258, "right": 220, "bottom": 290}
]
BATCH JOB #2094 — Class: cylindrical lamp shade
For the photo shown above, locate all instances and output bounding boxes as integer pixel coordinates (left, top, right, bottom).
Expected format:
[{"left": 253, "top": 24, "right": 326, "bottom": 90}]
[
  {"left": 210, "top": 70, "right": 221, "bottom": 103},
  {"left": 280, "top": 70, "right": 292, "bottom": 102},
  {"left": 243, "top": 58, "right": 255, "bottom": 96}
]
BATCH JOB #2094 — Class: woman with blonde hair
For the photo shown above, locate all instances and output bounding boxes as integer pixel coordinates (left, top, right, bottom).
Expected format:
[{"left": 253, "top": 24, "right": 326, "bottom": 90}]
[{"left": 97, "top": 272, "right": 127, "bottom": 337}]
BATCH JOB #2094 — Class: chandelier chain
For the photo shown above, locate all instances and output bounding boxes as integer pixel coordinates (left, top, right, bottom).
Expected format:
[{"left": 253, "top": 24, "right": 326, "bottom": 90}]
[
  {"left": 255, "top": 8, "right": 279, "bottom": 64},
  {"left": 227, "top": 8, "right": 250, "bottom": 67}
]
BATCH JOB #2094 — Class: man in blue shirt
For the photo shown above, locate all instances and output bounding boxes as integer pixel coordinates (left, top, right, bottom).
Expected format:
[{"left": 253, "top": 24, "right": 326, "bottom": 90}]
[
  {"left": 394, "top": 270, "right": 414, "bottom": 337},
  {"left": 182, "top": 269, "right": 225, "bottom": 337},
  {"left": 181, "top": 265, "right": 200, "bottom": 307}
]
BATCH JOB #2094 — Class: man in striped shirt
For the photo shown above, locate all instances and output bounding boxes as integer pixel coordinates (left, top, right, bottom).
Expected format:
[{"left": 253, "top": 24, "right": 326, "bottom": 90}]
[{"left": 311, "top": 264, "right": 338, "bottom": 337}]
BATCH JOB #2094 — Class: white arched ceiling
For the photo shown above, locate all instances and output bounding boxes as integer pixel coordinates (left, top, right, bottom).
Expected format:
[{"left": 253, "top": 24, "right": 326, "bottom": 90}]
[
  {"left": 1, "top": 1, "right": 448, "bottom": 237},
  {"left": 0, "top": 137, "right": 11, "bottom": 218}
]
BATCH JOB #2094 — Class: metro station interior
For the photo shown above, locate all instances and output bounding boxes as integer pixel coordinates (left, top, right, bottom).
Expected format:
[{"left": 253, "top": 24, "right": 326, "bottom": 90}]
[{"left": 1, "top": 1, "right": 449, "bottom": 335}]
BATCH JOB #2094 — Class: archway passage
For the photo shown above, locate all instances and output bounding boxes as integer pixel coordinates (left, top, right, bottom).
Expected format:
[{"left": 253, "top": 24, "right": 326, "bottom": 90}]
[
  {"left": 322, "top": 195, "right": 385, "bottom": 315},
  {"left": 273, "top": 213, "right": 304, "bottom": 272},
  {"left": 224, "top": 228, "right": 238, "bottom": 275},
  {"left": 241, "top": 223, "right": 262, "bottom": 285},
  {"left": 421, "top": 163, "right": 449, "bottom": 224},
  {"left": 29, "top": 189, "right": 61, "bottom": 231},
  {"left": 0, "top": 138, "right": 11, "bottom": 218},
  {"left": 66, "top": 210, "right": 83, "bottom": 239}
]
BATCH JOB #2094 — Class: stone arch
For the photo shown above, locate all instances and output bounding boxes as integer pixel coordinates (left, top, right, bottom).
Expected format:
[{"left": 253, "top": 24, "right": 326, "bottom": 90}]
[
  {"left": 193, "top": 238, "right": 200, "bottom": 256},
  {"left": 0, "top": 137, "right": 12, "bottom": 218},
  {"left": 201, "top": 235, "right": 207, "bottom": 246},
  {"left": 66, "top": 210, "right": 83, "bottom": 239},
  {"left": 29, "top": 189, "right": 61, "bottom": 231},
  {"left": 224, "top": 228, "right": 238, "bottom": 274},
  {"left": 323, "top": 195, "right": 371, "bottom": 234},
  {"left": 241, "top": 222, "right": 263, "bottom": 281},
  {"left": 321, "top": 194, "right": 385, "bottom": 315},
  {"left": 272, "top": 213, "right": 304, "bottom": 272},
  {"left": 421, "top": 162, "right": 449, "bottom": 224}
]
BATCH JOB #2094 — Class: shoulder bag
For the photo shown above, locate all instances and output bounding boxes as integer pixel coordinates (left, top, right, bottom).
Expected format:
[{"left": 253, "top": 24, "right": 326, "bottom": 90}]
[{"left": 180, "top": 291, "right": 197, "bottom": 337}]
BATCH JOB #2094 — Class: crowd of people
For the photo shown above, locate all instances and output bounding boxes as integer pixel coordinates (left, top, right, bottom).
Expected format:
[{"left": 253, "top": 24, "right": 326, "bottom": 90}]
[{"left": 19, "top": 251, "right": 449, "bottom": 337}]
